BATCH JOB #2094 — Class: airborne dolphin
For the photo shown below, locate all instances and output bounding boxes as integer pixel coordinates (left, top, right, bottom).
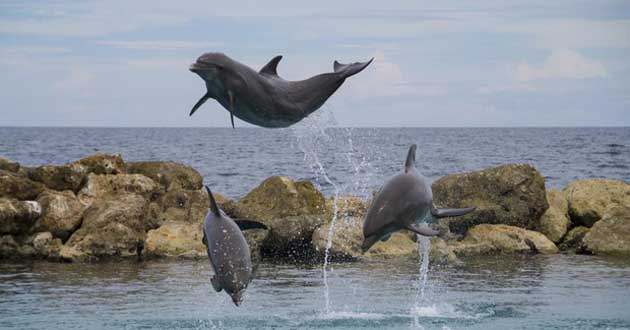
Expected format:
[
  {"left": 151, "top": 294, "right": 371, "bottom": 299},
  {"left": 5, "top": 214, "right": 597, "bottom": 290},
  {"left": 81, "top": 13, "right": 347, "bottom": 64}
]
[
  {"left": 361, "top": 145, "right": 476, "bottom": 252},
  {"left": 189, "top": 53, "right": 373, "bottom": 128},
  {"left": 202, "top": 186, "right": 266, "bottom": 306}
]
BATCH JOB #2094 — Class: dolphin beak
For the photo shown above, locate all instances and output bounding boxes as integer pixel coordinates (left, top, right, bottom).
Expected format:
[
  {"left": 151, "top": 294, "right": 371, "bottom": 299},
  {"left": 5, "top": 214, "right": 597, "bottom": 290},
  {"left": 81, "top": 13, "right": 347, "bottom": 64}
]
[{"left": 230, "top": 292, "right": 244, "bottom": 306}]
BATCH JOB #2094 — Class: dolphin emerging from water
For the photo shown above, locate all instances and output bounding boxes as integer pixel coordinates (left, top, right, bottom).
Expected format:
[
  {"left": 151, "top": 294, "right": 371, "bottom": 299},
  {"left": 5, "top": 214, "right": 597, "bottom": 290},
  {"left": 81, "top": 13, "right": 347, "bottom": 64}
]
[
  {"left": 202, "top": 186, "right": 267, "bottom": 306},
  {"left": 189, "top": 53, "right": 373, "bottom": 128},
  {"left": 361, "top": 144, "right": 476, "bottom": 252}
]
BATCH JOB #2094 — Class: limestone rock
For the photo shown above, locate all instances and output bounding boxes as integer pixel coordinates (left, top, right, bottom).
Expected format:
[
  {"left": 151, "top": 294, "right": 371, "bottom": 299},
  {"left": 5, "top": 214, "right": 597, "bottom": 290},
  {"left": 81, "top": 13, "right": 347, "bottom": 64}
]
[
  {"left": 558, "top": 226, "right": 589, "bottom": 253},
  {"left": 261, "top": 215, "right": 323, "bottom": 259},
  {"left": 31, "top": 231, "right": 63, "bottom": 258},
  {"left": 73, "top": 153, "right": 126, "bottom": 175},
  {"left": 27, "top": 164, "right": 86, "bottom": 192},
  {"left": 238, "top": 176, "right": 328, "bottom": 223},
  {"left": 127, "top": 161, "right": 203, "bottom": 191},
  {"left": 34, "top": 190, "right": 85, "bottom": 241},
  {"left": 157, "top": 188, "right": 208, "bottom": 224},
  {"left": 65, "top": 194, "right": 147, "bottom": 260},
  {"left": 537, "top": 189, "right": 570, "bottom": 243},
  {"left": 0, "top": 198, "right": 41, "bottom": 235},
  {"left": 144, "top": 221, "right": 206, "bottom": 259},
  {"left": 583, "top": 205, "right": 630, "bottom": 255},
  {"left": 564, "top": 179, "right": 630, "bottom": 227},
  {"left": 432, "top": 164, "right": 548, "bottom": 234},
  {"left": 329, "top": 195, "right": 368, "bottom": 219},
  {"left": 0, "top": 235, "right": 19, "bottom": 258},
  {"left": 452, "top": 224, "right": 559, "bottom": 256},
  {"left": 0, "top": 157, "right": 20, "bottom": 173},
  {"left": 77, "top": 173, "right": 158, "bottom": 204},
  {"left": 0, "top": 169, "right": 45, "bottom": 200}
]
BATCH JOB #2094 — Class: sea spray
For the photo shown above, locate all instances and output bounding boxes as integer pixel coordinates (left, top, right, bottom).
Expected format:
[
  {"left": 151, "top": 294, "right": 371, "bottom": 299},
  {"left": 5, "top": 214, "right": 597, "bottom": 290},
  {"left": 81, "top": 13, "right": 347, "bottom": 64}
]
[{"left": 413, "top": 234, "right": 431, "bottom": 329}]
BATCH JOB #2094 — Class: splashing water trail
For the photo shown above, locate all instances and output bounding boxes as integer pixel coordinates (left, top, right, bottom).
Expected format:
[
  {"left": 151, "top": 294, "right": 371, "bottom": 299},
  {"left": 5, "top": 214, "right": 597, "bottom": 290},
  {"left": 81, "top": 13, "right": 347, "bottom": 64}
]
[
  {"left": 412, "top": 234, "right": 432, "bottom": 329},
  {"left": 290, "top": 107, "right": 376, "bottom": 314}
]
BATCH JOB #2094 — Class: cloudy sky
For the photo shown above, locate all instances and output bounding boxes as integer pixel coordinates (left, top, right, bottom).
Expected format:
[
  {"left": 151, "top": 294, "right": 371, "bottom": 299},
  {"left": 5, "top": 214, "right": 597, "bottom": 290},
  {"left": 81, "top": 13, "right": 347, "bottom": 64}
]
[{"left": 1, "top": 1, "right": 629, "bottom": 127}]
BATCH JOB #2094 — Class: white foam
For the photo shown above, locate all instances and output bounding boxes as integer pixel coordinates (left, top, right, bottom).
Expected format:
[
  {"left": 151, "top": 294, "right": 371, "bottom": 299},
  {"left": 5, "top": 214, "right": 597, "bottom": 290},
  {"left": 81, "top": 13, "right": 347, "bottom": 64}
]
[
  {"left": 411, "top": 302, "right": 491, "bottom": 320},
  {"left": 318, "top": 311, "right": 387, "bottom": 320}
]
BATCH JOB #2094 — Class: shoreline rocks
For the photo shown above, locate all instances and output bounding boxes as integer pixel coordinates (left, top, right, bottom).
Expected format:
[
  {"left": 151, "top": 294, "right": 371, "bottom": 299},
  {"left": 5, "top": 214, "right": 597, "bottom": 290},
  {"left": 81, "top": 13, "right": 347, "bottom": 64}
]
[{"left": 0, "top": 153, "right": 628, "bottom": 264}]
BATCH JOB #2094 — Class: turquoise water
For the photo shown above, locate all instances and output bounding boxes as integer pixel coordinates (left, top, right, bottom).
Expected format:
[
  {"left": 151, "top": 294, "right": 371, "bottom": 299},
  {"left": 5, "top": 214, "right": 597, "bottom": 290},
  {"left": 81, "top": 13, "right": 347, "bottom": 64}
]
[{"left": 2, "top": 255, "right": 630, "bottom": 330}]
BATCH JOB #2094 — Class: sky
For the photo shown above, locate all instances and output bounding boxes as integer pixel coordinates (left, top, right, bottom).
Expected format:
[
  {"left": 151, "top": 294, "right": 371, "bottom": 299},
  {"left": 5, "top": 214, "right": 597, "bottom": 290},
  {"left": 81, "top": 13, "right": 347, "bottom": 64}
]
[{"left": 1, "top": 0, "right": 629, "bottom": 127}]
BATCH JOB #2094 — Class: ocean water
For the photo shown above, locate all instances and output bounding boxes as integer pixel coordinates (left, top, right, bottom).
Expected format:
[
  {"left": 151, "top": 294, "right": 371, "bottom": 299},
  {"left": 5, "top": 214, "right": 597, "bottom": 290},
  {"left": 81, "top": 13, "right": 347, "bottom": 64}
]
[
  {"left": 1, "top": 255, "right": 630, "bottom": 330},
  {"left": 0, "top": 125, "right": 628, "bottom": 198}
]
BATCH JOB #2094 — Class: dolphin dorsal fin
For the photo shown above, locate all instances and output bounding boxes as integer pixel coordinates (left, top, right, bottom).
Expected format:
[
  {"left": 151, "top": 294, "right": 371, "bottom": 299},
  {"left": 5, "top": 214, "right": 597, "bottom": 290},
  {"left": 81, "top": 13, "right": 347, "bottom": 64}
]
[
  {"left": 404, "top": 144, "right": 417, "bottom": 173},
  {"left": 260, "top": 55, "right": 283, "bottom": 76},
  {"left": 205, "top": 185, "right": 221, "bottom": 216}
]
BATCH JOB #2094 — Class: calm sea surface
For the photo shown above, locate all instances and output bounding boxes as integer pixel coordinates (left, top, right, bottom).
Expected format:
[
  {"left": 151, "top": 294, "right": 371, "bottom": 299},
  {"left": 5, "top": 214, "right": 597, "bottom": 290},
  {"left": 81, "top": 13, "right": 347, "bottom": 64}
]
[
  {"left": 1, "top": 123, "right": 630, "bottom": 329},
  {"left": 0, "top": 125, "right": 628, "bottom": 198}
]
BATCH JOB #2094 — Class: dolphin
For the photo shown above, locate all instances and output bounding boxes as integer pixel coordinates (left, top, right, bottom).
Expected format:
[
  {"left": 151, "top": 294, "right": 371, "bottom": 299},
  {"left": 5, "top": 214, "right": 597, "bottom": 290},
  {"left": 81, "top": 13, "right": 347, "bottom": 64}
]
[
  {"left": 202, "top": 186, "right": 267, "bottom": 306},
  {"left": 189, "top": 52, "right": 373, "bottom": 128},
  {"left": 361, "top": 144, "right": 476, "bottom": 252}
]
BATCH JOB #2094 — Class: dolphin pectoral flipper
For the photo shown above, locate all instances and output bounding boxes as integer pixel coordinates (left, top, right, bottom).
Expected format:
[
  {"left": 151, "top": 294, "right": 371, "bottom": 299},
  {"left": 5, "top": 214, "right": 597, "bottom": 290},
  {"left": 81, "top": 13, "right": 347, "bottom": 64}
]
[
  {"left": 190, "top": 92, "right": 211, "bottom": 116},
  {"left": 431, "top": 206, "right": 476, "bottom": 218},
  {"left": 234, "top": 220, "right": 268, "bottom": 231},
  {"left": 210, "top": 276, "right": 223, "bottom": 292},
  {"left": 333, "top": 58, "right": 374, "bottom": 78},
  {"left": 405, "top": 224, "right": 439, "bottom": 237},
  {"left": 228, "top": 90, "right": 236, "bottom": 129}
]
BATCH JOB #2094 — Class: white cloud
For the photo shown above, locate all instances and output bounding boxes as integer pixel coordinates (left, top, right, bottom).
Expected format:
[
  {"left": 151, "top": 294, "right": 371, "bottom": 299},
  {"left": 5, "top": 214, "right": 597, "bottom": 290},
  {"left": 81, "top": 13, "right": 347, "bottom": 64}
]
[
  {"left": 514, "top": 49, "right": 606, "bottom": 81},
  {"left": 98, "top": 40, "right": 221, "bottom": 51},
  {"left": 346, "top": 51, "right": 414, "bottom": 98}
]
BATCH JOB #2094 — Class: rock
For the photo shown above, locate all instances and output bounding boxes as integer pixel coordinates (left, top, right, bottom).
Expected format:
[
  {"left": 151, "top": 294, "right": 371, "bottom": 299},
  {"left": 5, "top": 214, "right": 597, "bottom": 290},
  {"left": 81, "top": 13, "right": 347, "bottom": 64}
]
[
  {"left": 432, "top": 164, "right": 548, "bottom": 234},
  {"left": 0, "top": 198, "right": 41, "bottom": 235},
  {"left": 33, "top": 190, "right": 85, "bottom": 241},
  {"left": 238, "top": 176, "right": 328, "bottom": 222},
  {"left": 213, "top": 192, "right": 241, "bottom": 218},
  {"left": 77, "top": 173, "right": 159, "bottom": 205},
  {"left": 424, "top": 237, "right": 459, "bottom": 265},
  {"left": 0, "top": 235, "right": 19, "bottom": 258},
  {"left": 73, "top": 153, "right": 126, "bottom": 175},
  {"left": 157, "top": 188, "right": 209, "bottom": 224},
  {"left": 329, "top": 195, "right": 368, "bottom": 219},
  {"left": 558, "top": 226, "right": 589, "bottom": 253},
  {"left": 0, "top": 157, "right": 20, "bottom": 173},
  {"left": 261, "top": 215, "right": 323, "bottom": 259},
  {"left": 144, "top": 221, "right": 206, "bottom": 259},
  {"left": 30, "top": 231, "right": 63, "bottom": 258},
  {"left": 65, "top": 194, "right": 147, "bottom": 260},
  {"left": 27, "top": 164, "right": 86, "bottom": 192},
  {"left": 0, "top": 169, "right": 45, "bottom": 200},
  {"left": 537, "top": 189, "right": 570, "bottom": 243},
  {"left": 583, "top": 205, "right": 630, "bottom": 255},
  {"left": 127, "top": 161, "right": 203, "bottom": 191},
  {"left": 452, "top": 224, "right": 559, "bottom": 256},
  {"left": 564, "top": 179, "right": 630, "bottom": 227},
  {"left": 311, "top": 217, "right": 417, "bottom": 260}
]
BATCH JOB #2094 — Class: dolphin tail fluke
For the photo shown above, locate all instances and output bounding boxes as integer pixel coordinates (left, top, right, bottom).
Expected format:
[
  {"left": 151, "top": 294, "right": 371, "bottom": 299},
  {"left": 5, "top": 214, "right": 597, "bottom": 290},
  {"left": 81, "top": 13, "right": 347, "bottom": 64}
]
[
  {"left": 431, "top": 206, "right": 476, "bottom": 218},
  {"left": 333, "top": 58, "right": 373, "bottom": 79},
  {"left": 235, "top": 220, "right": 268, "bottom": 231},
  {"left": 204, "top": 185, "right": 221, "bottom": 216},
  {"left": 190, "top": 92, "right": 211, "bottom": 116},
  {"left": 405, "top": 224, "right": 439, "bottom": 237}
]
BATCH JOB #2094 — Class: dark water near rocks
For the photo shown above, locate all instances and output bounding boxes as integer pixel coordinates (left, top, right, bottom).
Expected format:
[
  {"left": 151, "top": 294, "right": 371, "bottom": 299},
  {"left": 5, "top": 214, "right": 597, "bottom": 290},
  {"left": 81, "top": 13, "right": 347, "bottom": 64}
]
[
  {"left": 2, "top": 255, "right": 630, "bottom": 330},
  {"left": 0, "top": 124, "right": 628, "bottom": 198}
]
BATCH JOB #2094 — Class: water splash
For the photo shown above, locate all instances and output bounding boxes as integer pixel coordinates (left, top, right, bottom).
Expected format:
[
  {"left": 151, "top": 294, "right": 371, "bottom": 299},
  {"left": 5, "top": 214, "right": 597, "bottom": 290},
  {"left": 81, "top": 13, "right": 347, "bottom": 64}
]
[
  {"left": 290, "top": 107, "right": 375, "bottom": 314},
  {"left": 412, "top": 234, "right": 431, "bottom": 329}
]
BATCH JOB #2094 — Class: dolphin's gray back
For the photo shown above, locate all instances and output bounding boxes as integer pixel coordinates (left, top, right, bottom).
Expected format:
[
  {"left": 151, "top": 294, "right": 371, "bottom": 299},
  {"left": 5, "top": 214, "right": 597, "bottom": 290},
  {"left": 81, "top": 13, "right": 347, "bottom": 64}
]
[
  {"left": 363, "top": 171, "right": 433, "bottom": 238},
  {"left": 204, "top": 212, "right": 252, "bottom": 295}
]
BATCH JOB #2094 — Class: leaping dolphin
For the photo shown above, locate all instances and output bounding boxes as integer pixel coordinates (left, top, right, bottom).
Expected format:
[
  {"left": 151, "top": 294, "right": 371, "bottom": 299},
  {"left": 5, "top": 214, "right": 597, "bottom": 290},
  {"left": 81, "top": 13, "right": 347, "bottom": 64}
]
[
  {"left": 361, "top": 144, "right": 476, "bottom": 252},
  {"left": 202, "top": 186, "right": 267, "bottom": 306},
  {"left": 189, "top": 53, "right": 373, "bottom": 128}
]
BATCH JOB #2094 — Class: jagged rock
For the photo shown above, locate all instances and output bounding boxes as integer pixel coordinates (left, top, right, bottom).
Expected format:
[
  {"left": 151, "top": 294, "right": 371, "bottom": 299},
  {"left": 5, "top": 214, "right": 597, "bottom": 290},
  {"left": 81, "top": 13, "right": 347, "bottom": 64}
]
[
  {"left": 33, "top": 190, "right": 85, "bottom": 241},
  {"left": 27, "top": 164, "right": 86, "bottom": 192},
  {"left": 127, "top": 161, "right": 203, "bottom": 191},
  {"left": 213, "top": 192, "right": 241, "bottom": 218},
  {"left": 261, "top": 215, "right": 323, "bottom": 259},
  {"left": 329, "top": 195, "right": 368, "bottom": 219},
  {"left": 157, "top": 188, "right": 208, "bottom": 223},
  {"left": 31, "top": 231, "right": 63, "bottom": 258},
  {"left": 537, "top": 189, "right": 570, "bottom": 243},
  {"left": 144, "top": 221, "right": 206, "bottom": 259},
  {"left": 558, "top": 226, "right": 589, "bottom": 253},
  {"left": 0, "top": 157, "right": 20, "bottom": 173},
  {"left": 0, "top": 235, "right": 19, "bottom": 258},
  {"left": 238, "top": 176, "right": 328, "bottom": 222},
  {"left": 77, "top": 173, "right": 158, "bottom": 205},
  {"left": 432, "top": 164, "right": 548, "bottom": 234},
  {"left": 65, "top": 194, "right": 147, "bottom": 260},
  {"left": 583, "top": 205, "right": 630, "bottom": 255},
  {"left": 452, "top": 224, "right": 559, "bottom": 256},
  {"left": 422, "top": 237, "right": 459, "bottom": 265},
  {"left": 311, "top": 217, "right": 417, "bottom": 260},
  {"left": 73, "top": 153, "right": 126, "bottom": 175},
  {"left": 564, "top": 179, "right": 630, "bottom": 227},
  {"left": 0, "top": 198, "right": 41, "bottom": 235},
  {"left": 0, "top": 169, "right": 45, "bottom": 200}
]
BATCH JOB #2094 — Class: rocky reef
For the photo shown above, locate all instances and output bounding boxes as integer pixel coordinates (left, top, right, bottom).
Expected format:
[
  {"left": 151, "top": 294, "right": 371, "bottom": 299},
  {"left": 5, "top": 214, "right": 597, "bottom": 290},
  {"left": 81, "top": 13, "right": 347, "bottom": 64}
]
[{"left": 1, "top": 154, "right": 629, "bottom": 263}]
